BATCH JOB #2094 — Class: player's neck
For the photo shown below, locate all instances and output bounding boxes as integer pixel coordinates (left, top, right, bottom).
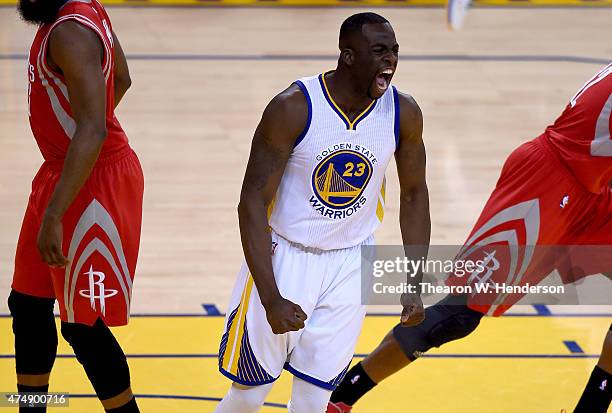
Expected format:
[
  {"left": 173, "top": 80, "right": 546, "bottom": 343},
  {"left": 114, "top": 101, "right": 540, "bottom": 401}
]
[{"left": 325, "top": 70, "right": 373, "bottom": 119}]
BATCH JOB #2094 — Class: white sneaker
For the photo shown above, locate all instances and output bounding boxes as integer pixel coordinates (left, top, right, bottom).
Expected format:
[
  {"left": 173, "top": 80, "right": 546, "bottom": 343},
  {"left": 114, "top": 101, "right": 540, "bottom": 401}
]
[{"left": 447, "top": 0, "right": 472, "bottom": 30}]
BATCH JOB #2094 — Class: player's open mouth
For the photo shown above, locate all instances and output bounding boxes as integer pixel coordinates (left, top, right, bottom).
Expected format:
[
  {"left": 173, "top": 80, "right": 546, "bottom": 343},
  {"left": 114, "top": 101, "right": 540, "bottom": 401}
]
[{"left": 375, "top": 68, "right": 394, "bottom": 92}]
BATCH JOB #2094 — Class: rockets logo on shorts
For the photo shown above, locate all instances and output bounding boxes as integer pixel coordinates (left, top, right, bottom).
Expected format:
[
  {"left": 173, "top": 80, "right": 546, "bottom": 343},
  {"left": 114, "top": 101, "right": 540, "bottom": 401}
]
[
  {"left": 465, "top": 250, "right": 500, "bottom": 288},
  {"left": 310, "top": 144, "right": 377, "bottom": 220},
  {"left": 65, "top": 199, "right": 133, "bottom": 323},
  {"left": 78, "top": 265, "right": 118, "bottom": 316}
]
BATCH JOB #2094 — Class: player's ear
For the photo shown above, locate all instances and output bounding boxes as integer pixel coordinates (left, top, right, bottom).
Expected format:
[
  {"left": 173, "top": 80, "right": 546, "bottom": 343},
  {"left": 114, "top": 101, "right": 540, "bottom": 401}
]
[{"left": 340, "top": 48, "right": 355, "bottom": 67}]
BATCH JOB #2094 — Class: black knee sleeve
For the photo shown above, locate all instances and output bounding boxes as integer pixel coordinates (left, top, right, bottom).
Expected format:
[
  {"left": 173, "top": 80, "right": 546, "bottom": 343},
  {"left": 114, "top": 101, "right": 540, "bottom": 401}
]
[
  {"left": 60, "top": 319, "right": 131, "bottom": 400},
  {"left": 8, "top": 290, "right": 58, "bottom": 375},
  {"left": 393, "top": 295, "right": 483, "bottom": 361}
]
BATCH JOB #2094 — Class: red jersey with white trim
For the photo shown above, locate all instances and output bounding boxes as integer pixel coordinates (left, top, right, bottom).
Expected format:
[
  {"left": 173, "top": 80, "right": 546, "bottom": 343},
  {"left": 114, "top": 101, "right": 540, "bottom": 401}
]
[
  {"left": 545, "top": 63, "right": 612, "bottom": 193},
  {"left": 27, "top": 0, "right": 128, "bottom": 161}
]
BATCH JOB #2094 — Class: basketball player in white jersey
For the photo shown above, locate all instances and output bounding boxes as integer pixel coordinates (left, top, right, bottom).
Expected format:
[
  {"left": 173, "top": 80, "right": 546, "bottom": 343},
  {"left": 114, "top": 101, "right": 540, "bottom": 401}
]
[{"left": 214, "top": 13, "right": 429, "bottom": 413}]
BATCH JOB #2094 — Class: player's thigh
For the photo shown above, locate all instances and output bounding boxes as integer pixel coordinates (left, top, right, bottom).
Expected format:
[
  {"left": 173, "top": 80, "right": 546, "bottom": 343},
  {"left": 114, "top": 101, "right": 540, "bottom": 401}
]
[
  {"left": 12, "top": 194, "right": 55, "bottom": 299},
  {"left": 219, "top": 263, "right": 291, "bottom": 386},
  {"left": 53, "top": 151, "right": 144, "bottom": 327},
  {"left": 287, "top": 302, "right": 366, "bottom": 388},
  {"left": 287, "top": 243, "right": 367, "bottom": 389},
  {"left": 562, "top": 188, "right": 612, "bottom": 282},
  {"left": 219, "top": 236, "right": 323, "bottom": 386}
]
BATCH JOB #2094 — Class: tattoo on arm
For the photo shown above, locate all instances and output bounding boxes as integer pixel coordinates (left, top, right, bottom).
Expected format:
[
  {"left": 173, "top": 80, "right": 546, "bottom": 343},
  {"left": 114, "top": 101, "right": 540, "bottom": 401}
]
[{"left": 245, "top": 133, "right": 288, "bottom": 191}]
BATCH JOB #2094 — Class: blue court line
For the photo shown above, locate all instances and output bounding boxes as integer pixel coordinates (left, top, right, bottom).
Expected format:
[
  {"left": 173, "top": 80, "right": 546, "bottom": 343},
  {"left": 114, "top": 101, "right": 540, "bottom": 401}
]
[
  {"left": 563, "top": 340, "right": 585, "bottom": 354},
  {"left": 0, "top": 353, "right": 599, "bottom": 359},
  {"left": 68, "top": 393, "right": 287, "bottom": 408},
  {"left": 365, "top": 312, "right": 612, "bottom": 317},
  {"left": 533, "top": 304, "right": 552, "bottom": 315},
  {"left": 0, "top": 310, "right": 223, "bottom": 318},
  {"left": 202, "top": 304, "right": 222, "bottom": 316},
  {"left": 0, "top": 53, "right": 609, "bottom": 65}
]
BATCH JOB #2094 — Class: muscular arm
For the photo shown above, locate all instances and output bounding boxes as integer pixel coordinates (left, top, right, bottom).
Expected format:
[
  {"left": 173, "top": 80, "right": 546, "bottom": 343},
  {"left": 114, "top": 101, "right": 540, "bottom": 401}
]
[
  {"left": 238, "top": 83, "right": 309, "bottom": 333},
  {"left": 395, "top": 92, "right": 430, "bottom": 325},
  {"left": 112, "top": 31, "right": 131, "bottom": 108},
  {"left": 37, "top": 22, "right": 107, "bottom": 267}
]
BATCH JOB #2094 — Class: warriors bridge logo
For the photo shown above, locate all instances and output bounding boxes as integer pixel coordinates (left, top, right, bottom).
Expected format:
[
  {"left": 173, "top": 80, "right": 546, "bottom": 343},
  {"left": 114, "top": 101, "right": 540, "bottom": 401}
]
[{"left": 310, "top": 144, "right": 376, "bottom": 220}]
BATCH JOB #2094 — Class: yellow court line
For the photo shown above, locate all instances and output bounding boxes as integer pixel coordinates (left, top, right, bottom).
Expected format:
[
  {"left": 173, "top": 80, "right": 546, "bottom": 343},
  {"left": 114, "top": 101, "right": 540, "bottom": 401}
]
[
  {"left": 2, "top": 0, "right": 610, "bottom": 6},
  {"left": 1, "top": 315, "right": 609, "bottom": 355}
]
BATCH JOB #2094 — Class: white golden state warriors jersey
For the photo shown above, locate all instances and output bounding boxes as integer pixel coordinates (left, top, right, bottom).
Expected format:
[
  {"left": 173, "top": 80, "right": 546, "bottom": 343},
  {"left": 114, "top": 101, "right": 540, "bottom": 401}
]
[{"left": 268, "top": 73, "right": 400, "bottom": 250}]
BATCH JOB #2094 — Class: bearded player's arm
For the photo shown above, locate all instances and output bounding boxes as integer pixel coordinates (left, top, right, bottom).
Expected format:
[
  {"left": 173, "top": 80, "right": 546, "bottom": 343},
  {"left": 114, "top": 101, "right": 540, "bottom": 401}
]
[
  {"left": 238, "top": 84, "right": 309, "bottom": 335},
  {"left": 37, "top": 22, "right": 107, "bottom": 267},
  {"left": 112, "top": 31, "right": 130, "bottom": 108},
  {"left": 394, "top": 92, "right": 430, "bottom": 326}
]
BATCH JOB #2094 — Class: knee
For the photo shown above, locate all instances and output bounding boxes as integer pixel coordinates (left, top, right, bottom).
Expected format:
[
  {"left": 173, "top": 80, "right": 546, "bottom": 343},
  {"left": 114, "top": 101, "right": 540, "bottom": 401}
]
[
  {"left": 393, "top": 304, "right": 483, "bottom": 360},
  {"left": 8, "top": 290, "right": 58, "bottom": 373},
  {"left": 426, "top": 309, "right": 482, "bottom": 348},
  {"left": 9, "top": 290, "right": 55, "bottom": 325},
  {"left": 288, "top": 396, "right": 329, "bottom": 413},
  {"left": 288, "top": 379, "right": 331, "bottom": 413},
  {"left": 60, "top": 319, "right": 130, "bottom": 400},
  {"left": 227, "top": 384, "right": 270, "bottom": 412},
  {"left": 61, "top": 319, "right": 124, "bottom": 361},
  {"left": 60, "top": 321, "right": 97, "bottom": 362}
]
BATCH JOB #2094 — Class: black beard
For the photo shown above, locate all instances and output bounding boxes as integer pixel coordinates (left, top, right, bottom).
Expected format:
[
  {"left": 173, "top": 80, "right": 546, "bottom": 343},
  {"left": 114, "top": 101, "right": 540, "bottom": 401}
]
[{"left": 18, "top": 0, "right": 68, "bottom": 25}]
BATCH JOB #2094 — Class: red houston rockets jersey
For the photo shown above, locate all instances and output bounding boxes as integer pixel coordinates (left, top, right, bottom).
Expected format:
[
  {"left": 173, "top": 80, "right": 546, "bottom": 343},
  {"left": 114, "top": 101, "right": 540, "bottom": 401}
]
[
  {"left": 546, "top": 63, "right": 612, "bottom": 193},
  {"left": 27, "top": 0, "right": 129, "bottom": 161}
]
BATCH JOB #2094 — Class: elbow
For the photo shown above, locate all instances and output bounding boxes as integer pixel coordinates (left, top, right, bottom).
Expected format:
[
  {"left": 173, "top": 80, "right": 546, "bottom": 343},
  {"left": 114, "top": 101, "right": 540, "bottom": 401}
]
[
  {"left": 237, "top": 193, "right": 267, "bottom": 220},
  {"left": 400, "top": 183, "right": 429, "bottom": 205},
  {"left": 123, "top": 76, "right": 132, "bottom": 91},
  {"left": 115, "top": 76, "right": 132, "bottom": 97},
  {"left": 237, "top": 197, "right": 252, "bottom": 221},
  {"left": 237, "top": 200, "right": 247, "bottom": 217},
  {"left": 91, "top": 127, "right": 108, "bottom": 143},
  {"left": 118, "top": 73, "right": 132, "bottom": 91}
]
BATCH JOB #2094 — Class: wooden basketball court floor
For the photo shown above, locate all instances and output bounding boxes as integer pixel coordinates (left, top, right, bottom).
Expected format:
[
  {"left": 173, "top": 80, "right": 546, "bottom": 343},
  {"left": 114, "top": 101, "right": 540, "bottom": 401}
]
[{"left": 1, "top": 6, "right": 612, "bottom": 412}]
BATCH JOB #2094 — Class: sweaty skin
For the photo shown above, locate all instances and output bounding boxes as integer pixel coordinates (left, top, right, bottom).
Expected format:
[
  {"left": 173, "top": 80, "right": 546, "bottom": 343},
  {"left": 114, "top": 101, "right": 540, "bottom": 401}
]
[{"left": 36, "top": 22, "right": 131, "bottom": 267}]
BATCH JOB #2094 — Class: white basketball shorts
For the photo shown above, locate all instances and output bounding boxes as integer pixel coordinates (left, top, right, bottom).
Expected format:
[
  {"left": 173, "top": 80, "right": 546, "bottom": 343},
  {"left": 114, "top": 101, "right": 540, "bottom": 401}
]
[{"left": 218, "top": 231, "right": 372, "bottom": 390}]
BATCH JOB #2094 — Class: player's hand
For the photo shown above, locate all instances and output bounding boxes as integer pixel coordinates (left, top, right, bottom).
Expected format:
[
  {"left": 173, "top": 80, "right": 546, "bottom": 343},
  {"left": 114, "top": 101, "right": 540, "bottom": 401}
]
[
  {"left": 263, "top": 296, "right": 308, "bottom": 334},
  {"left": 37, "top": 214, "right": 69, "bottom": 268},
  {"left": 400, "top": 292, "right": 425, "bottom": 327}
]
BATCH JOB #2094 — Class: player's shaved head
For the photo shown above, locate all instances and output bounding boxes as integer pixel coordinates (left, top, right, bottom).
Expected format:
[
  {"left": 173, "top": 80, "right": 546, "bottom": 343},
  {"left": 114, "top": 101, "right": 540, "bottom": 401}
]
[
  {"left": 339, "top": 12, "right": 390, "bottom": 48},
  {"left": 18, "top": 0, "right": 67, "bottom": 25}
]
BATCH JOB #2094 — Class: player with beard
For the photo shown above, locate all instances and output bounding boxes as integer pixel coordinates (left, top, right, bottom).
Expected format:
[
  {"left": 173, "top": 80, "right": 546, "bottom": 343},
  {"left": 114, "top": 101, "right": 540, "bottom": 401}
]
[
  {"left": 214, "top": 12, "right": 429, "bottom": 413},
  {"left": 9, "top": 1, "right": 143, "bottom": 412}
]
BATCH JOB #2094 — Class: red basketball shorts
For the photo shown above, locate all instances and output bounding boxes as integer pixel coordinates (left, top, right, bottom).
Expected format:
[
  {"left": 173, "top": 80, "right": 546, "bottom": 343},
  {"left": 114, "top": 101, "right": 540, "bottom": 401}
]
[
  {"left": 448, "top": 135, "right": 612, "bottom": 316},
  {"left": 12, "top": 147, "right": 144, "bottom": 326}
]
